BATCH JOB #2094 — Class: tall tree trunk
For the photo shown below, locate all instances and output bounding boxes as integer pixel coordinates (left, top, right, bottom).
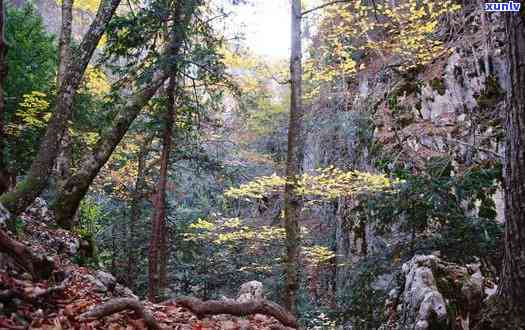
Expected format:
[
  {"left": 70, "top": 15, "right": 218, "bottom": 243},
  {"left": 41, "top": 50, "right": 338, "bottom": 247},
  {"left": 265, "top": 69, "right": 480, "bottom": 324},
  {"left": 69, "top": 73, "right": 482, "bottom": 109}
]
[
  {"left": 57, "top": 0, "right": 74, "bottom": 89},
  {"left": 0, "top": 0, "right": 8, "bottom": 193},
  {"left": 53, "top": 71, "right": 168, "bottom": 229},
  {"left": 53, "top": 0, "right": 197, "bottom": 229},
  {"left": 498, "top": 10, "right": 525, "bottom": 325},
  {"left": 148, "top": 76, "right": 177, "bottom": 302},
  {"left": 283, "top": 0, "right": 303, "bottom": 314},
  {"left": 126, "top": 134, "right": 152, "bottom": 289},
  {"left": 0, "top": 0, "right": 121, "bottom": 217},
  {"left": 55, "top": 0, "right": 75, "bottom": 192},
  {"left": 0, "top": 0, "right": 6, "bottom": 164}
]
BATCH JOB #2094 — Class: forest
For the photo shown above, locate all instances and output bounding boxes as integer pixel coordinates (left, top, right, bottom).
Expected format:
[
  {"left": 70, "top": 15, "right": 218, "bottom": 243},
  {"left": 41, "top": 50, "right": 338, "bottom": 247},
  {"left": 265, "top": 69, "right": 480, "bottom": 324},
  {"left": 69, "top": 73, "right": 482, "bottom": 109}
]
[{"left": 0, "top": 0, "right": 524, "bottom": 329}]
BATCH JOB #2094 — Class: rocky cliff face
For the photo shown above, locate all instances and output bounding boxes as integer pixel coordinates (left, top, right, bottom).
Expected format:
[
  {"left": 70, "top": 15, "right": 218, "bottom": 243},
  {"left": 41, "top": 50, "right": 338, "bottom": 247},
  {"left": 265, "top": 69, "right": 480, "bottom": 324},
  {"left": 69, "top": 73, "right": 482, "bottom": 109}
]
[
  {"left": 309, "top": 0, "right": 506, "bottom": 262},
  {"left": 366, "top": 2, "right": 507, "bottom": 221},
  {"left": 302, "top": 1, "right": 506, "bottom": 327},
  {"left": 13, "top": 0, "right": 94, "bottom": 40}
]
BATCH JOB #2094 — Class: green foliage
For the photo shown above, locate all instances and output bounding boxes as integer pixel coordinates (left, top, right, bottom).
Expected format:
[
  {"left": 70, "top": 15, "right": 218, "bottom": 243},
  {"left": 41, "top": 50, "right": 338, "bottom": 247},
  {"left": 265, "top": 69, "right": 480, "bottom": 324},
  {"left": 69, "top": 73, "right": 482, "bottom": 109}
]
[
  {"left": 73, "top": 197, "right": 106, "bottom": 266},
  {"left": 4, "top": 4, "right": 57, "bottom": 106},
  {"left": 77, "top": 197, "right": 105, "bottom": 238},
  {"left": 12, "top": 217, "right": 26, "bottom": 237},
  {"left": 430, "top": 77, "right": 447, "bottom": 96},
  {"left": 476, "top": 75, "right": 505, "bottom": 109},
  {"left": 4, "top": 4, "right": 57, "bottom": 172},
  {"left": 369, "top": 156, "right": 503, "bottom": 264},
  {"left": 336, "top": 254, "right": 396, "bottom": 329},
  {"left": 179, "top": 216, "right": 285, "bottom": 298},
  {"left": 300, "top": 304, "right": 338, "bottom": 329},
  {"left": 16, "top": 91, "right": 52, "bottom": 128}
]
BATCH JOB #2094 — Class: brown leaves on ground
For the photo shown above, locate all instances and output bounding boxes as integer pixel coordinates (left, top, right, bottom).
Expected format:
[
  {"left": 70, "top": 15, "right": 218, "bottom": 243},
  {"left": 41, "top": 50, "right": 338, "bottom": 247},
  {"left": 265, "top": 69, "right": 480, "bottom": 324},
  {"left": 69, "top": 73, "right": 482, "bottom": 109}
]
[
  {"left": 0, "top": 208, "right": 295, "bottom": 330},
  {"left": 0, "top": 267, "right": 293, "bottom": 329}
]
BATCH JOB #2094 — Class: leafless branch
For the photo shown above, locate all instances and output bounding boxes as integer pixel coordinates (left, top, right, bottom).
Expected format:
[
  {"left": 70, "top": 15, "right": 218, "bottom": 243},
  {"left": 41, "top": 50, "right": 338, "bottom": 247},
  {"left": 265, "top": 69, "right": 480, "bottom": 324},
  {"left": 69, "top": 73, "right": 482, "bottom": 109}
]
[{"left": 301, "top": 0, "right": 350, "bottom": 16}]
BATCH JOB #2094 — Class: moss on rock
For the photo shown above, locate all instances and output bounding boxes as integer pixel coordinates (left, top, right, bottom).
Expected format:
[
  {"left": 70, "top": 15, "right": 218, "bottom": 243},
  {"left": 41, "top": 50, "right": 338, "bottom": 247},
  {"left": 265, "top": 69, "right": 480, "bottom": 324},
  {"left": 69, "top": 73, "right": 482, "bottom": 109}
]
[
  {"left": 476, "top": 75, "right": 505, "bottom": 109},
  {"left": 430, "top": 78, "right": 446, "bottom": 96}
]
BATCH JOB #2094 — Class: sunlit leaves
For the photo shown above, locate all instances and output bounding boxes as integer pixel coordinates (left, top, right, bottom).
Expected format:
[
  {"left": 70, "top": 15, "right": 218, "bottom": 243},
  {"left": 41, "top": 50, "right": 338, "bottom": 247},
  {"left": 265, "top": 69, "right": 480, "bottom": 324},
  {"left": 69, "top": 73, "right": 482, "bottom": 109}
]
[
  {"left": 225, "top": 166, "right": 401, "bottom": 201},
  {"left": 302, "top": 245, "right": 336, "bottom": 267},
  {"left": 15, "top": 92, "right": 51, "bottom": 129},
  {"left": 56, "top": 0, "right": 101, "bottom": 13},
  {"left": 184, "top": 216, "right": 335, "bottom": 275},
  {"left": 186, "top": 217, "right": 286, "bottom": 246},
  {"left": 305, "top": 0, "right": 462, "bottom": 97},
  {"left": 297, "top": 166, "right": 401, "bottom": 199},
  {"left": 84, "top": 66, "right": 111, "bottom": 97},
  {"left": 225, "top": 174, "right": 286, "bottom": 199}
]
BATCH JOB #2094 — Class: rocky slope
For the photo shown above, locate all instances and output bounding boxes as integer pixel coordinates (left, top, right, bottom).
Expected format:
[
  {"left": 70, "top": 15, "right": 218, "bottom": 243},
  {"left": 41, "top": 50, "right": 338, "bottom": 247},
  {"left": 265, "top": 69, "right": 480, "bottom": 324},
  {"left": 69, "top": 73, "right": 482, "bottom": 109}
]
[{"left": 0, "top": 199, "right": 296, "bottom": 329}]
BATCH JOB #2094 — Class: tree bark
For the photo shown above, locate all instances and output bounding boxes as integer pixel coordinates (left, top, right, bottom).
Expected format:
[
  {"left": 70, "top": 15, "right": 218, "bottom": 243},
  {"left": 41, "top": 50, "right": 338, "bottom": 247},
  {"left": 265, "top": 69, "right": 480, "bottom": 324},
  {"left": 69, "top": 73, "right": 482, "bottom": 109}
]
[
  {"left": 54, "top": 0, "right": 75, "bottom": 192},
  {"left": 126, "top": 134, "right": 152, "bottom": 289},
  {"left": 0, "top": 0, "right": 121, "bottom": 217},
  {"left": 174, "top": 296, "right": 298, "bottom": 329},
  {"left": 498, "top": 9, "right": 525, "bottom": 325},
  {"left": 0, "top": 0, "right": 12, "bottom": 196},
  {"left": 283, "top": 0, "right": 304, "bottom": 314},
  {"left": 53, "top": 0, "right": 197, "bottom": 229},
  {"left": 57, "top": 0, "right": 74, "bottom": 89},
  {"left": 148, "top": 75, "right": 177, "bottom": 302},
  {"left": 0, "top": 0, "right": 8, "bottom": 193},
  {"left": 53, "top": 71, "right": 168, "bottom": 229},
  {"left": 157, "top": 81, "right": 179, "bottom": 296}
]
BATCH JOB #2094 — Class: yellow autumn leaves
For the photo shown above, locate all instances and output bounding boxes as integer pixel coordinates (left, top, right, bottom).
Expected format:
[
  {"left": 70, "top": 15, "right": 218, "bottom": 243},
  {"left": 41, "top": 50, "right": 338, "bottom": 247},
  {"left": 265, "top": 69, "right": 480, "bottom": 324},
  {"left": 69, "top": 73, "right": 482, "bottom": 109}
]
[
  {"left": 305, "top": 0, "right": 462, "bottom": 97},
  {"left": 185, "top": 217, "right": 336, "bottom": 268},
  {"left": 225, "top": 166, "right": 402, "bottom": 201},
  {"left": 187, "top": 217, "right": 286, "bottom": 246}
]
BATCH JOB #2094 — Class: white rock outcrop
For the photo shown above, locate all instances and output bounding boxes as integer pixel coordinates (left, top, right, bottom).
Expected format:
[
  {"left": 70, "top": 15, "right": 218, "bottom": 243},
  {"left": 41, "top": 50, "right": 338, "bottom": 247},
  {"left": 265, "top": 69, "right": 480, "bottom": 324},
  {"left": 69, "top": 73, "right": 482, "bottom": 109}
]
[
  {"left": 237, "top": 280, "right": 264, "bottom": 303},
  {"left": 383, "top": 255, "right": 489, "bottom": 330}
]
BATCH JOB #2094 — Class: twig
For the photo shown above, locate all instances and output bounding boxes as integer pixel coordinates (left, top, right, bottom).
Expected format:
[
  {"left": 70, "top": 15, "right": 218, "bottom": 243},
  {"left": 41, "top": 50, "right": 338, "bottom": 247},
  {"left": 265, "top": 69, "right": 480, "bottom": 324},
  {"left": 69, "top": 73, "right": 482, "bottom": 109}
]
[
  {"left": 445, "top": 138, "right": 502, "bottom": 159},
  {"left": 301, "top": 0, "right": 350, "bottom": 16}
]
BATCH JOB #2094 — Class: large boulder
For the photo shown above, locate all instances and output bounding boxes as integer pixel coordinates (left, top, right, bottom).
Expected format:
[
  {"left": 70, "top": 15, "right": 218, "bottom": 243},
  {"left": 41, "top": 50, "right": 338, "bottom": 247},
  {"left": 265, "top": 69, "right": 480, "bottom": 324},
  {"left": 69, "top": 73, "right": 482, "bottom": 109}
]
[
  {"left": 25, "top": 197, "right": 54, "bottom": 224},
  {"left": 237, "top": 280, "right": 264, "bottom": 303},
  {"left": 95, "top": 270, "right": 117, "bottom": 291},
  {"left": 382, "top": 255, "right": 492, "bottom": 330}
]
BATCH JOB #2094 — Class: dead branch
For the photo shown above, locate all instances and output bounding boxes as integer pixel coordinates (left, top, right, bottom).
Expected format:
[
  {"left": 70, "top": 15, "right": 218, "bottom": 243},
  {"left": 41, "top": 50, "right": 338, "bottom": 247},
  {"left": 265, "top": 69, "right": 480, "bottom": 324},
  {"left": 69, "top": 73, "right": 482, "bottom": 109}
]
[
  {"left": 0, "top": 272, "right": 71, "bottom": 304},
  {"left": 79, "top": 298, "right": 160, "bottom": 330},
  {"left": 301, "top": 0, "right": 350, "bottom": 16},
  {"left": 29, "top": 272, "right": 72, "bottom": 300},
  {"left": 0, "top": 228, "right": 54, "bottom": 280},
  {"left": 445, "top": 138, "right": 503, "bottom": 159},
  {"left": 173, "top": 296, "right": 298, "bottom": 329}
]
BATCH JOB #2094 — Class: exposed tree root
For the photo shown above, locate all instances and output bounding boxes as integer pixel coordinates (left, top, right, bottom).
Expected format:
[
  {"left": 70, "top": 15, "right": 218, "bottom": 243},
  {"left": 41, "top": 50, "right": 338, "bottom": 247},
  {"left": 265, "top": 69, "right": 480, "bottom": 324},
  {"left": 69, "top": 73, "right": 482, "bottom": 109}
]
[
  {"left": 30, "top": 272, "right": 72, "bottom": 300},
  {"left": 173, "top": 296, "right": 298, "bottom": 329},
  {"left": 0, "top": 228, "right": 54, "bottom": 280},
  {"left": 79, "top": 298, "right": 160, "bottom": 330},
  {"left": 0, "top": 272, "right": 71, "bottom": 304}
]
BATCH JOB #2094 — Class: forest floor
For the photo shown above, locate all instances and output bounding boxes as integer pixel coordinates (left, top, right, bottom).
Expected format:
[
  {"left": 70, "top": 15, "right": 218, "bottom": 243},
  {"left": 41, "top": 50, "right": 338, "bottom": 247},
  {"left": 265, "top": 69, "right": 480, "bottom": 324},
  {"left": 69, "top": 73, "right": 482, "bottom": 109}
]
[{"left": 0, "top": 200, "right": 295, "bottom": 330}]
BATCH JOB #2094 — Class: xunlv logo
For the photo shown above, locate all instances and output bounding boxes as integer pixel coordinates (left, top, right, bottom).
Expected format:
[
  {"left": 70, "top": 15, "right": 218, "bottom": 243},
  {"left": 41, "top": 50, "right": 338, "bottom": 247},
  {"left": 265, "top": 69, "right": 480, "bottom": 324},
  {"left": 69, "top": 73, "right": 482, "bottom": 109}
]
[{"left": 485, "top": 1, "right": 521, "bottom": 11}]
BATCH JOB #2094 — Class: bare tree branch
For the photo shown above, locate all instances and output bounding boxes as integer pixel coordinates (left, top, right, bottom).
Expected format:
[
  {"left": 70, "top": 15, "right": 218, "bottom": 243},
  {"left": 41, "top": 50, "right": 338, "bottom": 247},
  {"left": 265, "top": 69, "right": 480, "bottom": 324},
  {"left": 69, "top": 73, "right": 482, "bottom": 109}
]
[{"left": 301, "top": 0, "right": 350, "bottom": 16}]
